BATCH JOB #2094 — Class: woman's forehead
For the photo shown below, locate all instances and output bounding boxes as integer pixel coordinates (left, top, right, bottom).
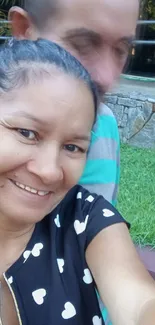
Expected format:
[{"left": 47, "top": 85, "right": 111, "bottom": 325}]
[{"left": 0, "top": 75, "right": 94, "bottom": 133}]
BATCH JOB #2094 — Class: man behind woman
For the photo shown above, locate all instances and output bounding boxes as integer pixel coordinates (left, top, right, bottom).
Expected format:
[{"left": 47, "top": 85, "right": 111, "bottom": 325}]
[{"left": 0, "top": 37, "right": 154, "bottom": 325}]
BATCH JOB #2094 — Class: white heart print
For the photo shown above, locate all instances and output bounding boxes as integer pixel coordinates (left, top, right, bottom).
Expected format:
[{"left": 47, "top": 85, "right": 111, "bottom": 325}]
[
  {"left": 62, "top": 302, "right": 76, "bottom": 319},
  {"left": 85, "top": 195, "right": 94, "bottom": 203},
  {"left": 8, "top": 276, "right": 13, "bottom": 284},
  {"left": 23, "top": 243, "right": 43, "bottom": 262},
  {"left": 77, "top": 192, "right": 82, "bottom": 199},
  {"left": 57, "top": 258, "right": 65, "bottom": 273},
  {"left": 92, "top": 316, "right": 102, "bottom": 325},
  {"left": 83, "top": 268, "right": 93, "bottom": 284},
  {"left": 102, "top": 209, "right": 115, "bottom": 218},
  {"left": 23, "top": 250, "right": 31, "bottom": 263},
  {"left": 32, "top": 288, "right": 46, "bottom": 305},
  {"left": 32, "top": 243, "right": 43, "bottom": 257},
  {"left": 74, "top": 215, "right": 89, "bottom": 235},
  {"left": 54, "top": 214, "right": 61, "bottom": 228}
]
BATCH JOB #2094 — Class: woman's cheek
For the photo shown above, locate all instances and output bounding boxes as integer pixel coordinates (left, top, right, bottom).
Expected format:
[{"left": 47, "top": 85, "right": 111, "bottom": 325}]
[
  {"left": 63, "top": 157, "right": 86, "bottom": 189},
  {"left": 0, "top": 134, "right": 34, "bottom": 174}
]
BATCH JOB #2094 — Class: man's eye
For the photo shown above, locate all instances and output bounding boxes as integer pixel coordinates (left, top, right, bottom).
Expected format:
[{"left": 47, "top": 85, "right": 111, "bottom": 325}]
[
  {"left": 73, "top": 45, "right": 89, "bottom": 55},
  {"left": 115, "top": 46, "right": 129, "bottom": 58},
  {"left": 17, "top": 129, "right": 37, "bottom": 140},
  {"left": 71, "top": 40, "right": 92, "bottom": 55},
  {"left": 64, "top": 144, "right": 83, "bottom": 153}
]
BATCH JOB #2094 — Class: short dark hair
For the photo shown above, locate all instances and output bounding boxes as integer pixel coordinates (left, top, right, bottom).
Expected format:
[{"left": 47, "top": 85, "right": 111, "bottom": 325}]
[
  {"left": 0, "top": 38, "right": 98, "bottom": 117},
  {"left": 19, "top": 0, "right": 59, "bottom": 29}
]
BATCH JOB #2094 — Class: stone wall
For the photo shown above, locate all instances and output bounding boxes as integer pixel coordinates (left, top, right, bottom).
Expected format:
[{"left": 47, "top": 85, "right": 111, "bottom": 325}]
[{"left": 104, "top": 92, "right": 155, "bottom": 149}]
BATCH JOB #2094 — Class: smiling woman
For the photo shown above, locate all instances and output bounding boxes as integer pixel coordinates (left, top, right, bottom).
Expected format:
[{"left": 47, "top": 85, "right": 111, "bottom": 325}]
[
  {"left": 0, "top": 38, "right": 99, "bottom": 324},
  {"left": 0, "top": 38, "right": 97, "bottom": 225},
  {"left": 0, "top": 38, "right": 155, "bottom": 325}
]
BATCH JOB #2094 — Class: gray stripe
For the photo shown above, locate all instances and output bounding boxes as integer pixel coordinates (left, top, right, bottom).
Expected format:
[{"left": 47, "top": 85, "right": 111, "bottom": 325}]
[
  {"left": 82, "top": 183, "right": 118, "bottom": 203},
  {"left": 98, "top": 103, "right": 115, "bottom": 117},
  {"left": 98, "top": 296, "right": 105, "bottom": 311},
  {"left": 88, "top": 138, "right": 118, "bottom": 161},
  {"left": 116, "top": 147, "right": 120, "bottom": 167},
  {"left": 98, "top": 297, "right": 112, "bottom": 325}
]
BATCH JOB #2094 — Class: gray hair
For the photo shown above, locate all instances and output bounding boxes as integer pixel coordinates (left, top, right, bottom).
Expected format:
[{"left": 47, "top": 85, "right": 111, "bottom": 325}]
[{"left": 0, "top": 38, "right": 98, "bottom": 117}]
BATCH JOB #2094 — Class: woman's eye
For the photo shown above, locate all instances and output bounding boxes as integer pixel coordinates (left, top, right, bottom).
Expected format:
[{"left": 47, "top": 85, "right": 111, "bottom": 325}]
[
  {"left": 17, "top": 129, "right": 37, "bottom": 140},
  {"left": 64, "top": 144, "right": 81, "bottom": 153}
]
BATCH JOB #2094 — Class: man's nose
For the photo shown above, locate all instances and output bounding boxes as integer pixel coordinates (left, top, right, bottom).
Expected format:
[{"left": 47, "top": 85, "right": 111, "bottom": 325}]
[
  {"left": 91, "top": 54, "right": 117, "bottom": 93},
  {"left": 27, "top": 144, "right": 63, "bottom": 185}
]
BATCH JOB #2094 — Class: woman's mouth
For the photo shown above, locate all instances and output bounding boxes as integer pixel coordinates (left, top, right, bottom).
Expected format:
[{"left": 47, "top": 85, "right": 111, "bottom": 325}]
[{"left": 11, "top": 180, "right": 50, "bottom": 197}]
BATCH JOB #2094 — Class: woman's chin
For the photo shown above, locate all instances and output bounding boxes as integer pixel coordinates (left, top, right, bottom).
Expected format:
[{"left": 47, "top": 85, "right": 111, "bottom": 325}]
[
  {"left": 0, "top": 179, "right": 68, "bottom": 227},
  {"left": 8, "top": 206, "right": 48, "bottom": 226},
  {"left": 0, "top": 197, "right": 53, "bottom": 227}
]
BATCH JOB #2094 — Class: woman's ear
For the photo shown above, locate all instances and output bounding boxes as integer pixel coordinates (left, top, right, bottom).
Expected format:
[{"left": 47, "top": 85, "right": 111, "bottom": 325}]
[{"left": 8, "top": 6, "right": 34, "bottom": 39}]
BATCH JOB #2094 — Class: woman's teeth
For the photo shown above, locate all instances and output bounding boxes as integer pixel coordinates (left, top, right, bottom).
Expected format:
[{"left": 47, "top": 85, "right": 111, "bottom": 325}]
[{"left": 14, "top": 181, "right": 49, "bottom": 197}]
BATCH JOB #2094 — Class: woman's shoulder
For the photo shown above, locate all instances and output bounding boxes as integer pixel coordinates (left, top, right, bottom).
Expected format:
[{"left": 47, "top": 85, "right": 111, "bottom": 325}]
[
  {"left": 64, "top": 184, "right": 104, "bottom": 204},
  {"left": 45, "top": 185, "right": 103, "bottom": 228},
  {"left": 59, "top": 184, "right": 104, "bottom": 214},
  {"left": 43, "top": 184, "right": 129, "bottom": 252},
  {"left": 52, "top": 184, "right": 124, "bottom": 228},
  {"left": 48, "top": 184, "right": 117, "bottom": 222}
]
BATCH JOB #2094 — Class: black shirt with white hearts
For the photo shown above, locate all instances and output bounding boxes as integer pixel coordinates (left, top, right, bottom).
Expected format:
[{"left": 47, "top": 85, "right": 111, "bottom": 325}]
[{"left": 5, "top": 185, "right": 129, "bottom": 325}]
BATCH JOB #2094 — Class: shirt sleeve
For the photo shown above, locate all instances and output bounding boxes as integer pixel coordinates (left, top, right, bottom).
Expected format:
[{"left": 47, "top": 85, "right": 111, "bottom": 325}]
[
  {"left": 79, "top": 103, "right": 120, "bottom": 205},
  {"left": 78, "top": 187, "right": 130, "bottom": 249}
]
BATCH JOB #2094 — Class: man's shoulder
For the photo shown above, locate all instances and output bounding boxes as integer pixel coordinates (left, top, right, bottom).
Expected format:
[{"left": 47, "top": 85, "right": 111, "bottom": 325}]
[
  {"left": 92, "top": 102, "right": 119, "bottom": 142},
  {"left": 79, "top": 103, "right": 120, "bottom": 201},
  {"left": 97, "top": 102, "right": 115, "bottom": 118}
]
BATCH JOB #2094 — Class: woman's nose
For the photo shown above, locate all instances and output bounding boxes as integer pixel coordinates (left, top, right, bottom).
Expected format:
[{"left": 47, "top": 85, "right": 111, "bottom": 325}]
[{"left": 27, "top": 144, "right": 63, "bottom": 185}]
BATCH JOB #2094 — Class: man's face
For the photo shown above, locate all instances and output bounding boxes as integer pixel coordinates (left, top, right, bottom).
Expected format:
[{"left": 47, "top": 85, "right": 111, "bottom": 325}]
[{"left": 10, "top": 0, "right": 139, "bottom": 93}]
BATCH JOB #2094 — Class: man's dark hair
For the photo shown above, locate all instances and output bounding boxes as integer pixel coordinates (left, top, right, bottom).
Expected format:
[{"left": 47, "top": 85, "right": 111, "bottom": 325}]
[
  {"left": 19, "top": 0, "right": 59, "bottom": 29},
  {"left": 0, "top": 38, "right": 98, "bottom": 117}
]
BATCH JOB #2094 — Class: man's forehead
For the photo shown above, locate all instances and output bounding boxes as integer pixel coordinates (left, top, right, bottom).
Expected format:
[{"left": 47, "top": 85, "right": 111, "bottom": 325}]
[
  {"left": 59, "top": 0, "right": 139, "bottom": 19},
  {"left": 57, "top": 0, "right": 138, "bottom": 40}
]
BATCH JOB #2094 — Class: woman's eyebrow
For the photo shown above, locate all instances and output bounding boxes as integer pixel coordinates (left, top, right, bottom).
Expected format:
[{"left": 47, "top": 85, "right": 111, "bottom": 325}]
[
  {"left": 8, "top": 111, "right": 41, "bottom": 124},
  {"left": 7, "top": 112, "right": 91, "bottom": 141},
  {"left": 71, "top": 134, "right": 91, "bottom": 141}
]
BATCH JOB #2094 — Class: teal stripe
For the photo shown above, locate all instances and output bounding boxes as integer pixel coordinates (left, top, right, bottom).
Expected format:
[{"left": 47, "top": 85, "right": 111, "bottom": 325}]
[
  {"left": 102, "top": 307, "right": 108, "bottom": 320},
  {"left": 79, "top": 159, "right": 120, "bottom": 185},
  {"left": 96, "top": 290, "right": 112, "bottom": 324},
  {"left": 112, "top": 200, "right": 117, "bottom": 207},
  {"left": 101, "top": 308, "right": 113, "bottom": 325},
  {"left": 91, "top": 115, "right": 119, "bottom": 145}
]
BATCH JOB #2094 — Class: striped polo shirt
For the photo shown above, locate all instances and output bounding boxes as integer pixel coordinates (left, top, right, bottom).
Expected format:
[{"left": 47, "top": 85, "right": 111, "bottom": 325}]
[
  {"left": 79, "top": 103, "right": 120, "bottom": 206},
  {"left": 79, "top": 103, "right": 120, "bottom": 325}
]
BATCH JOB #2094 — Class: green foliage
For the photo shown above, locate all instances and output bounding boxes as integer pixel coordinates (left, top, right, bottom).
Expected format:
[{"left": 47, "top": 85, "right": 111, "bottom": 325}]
[
  {"left": 0, "top": 0, "right": 16, "bottom": 6},
  {"left": 0, "top": 1, "right": 17, "bottom": 37},
  {"left": 140, "top": 0, "right": 155, "bottom": 18},
  {"left": 118, "top": 144, "right": 155, "bottom": 247},
  {"left": 0, "top": 9, "right": 10, "bottom": 37},
  {"left": 140, "top": 0, "right": 155, "bottom": 30}
]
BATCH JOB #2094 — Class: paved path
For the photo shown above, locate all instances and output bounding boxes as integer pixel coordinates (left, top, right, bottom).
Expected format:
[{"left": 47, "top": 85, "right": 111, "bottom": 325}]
[{"left": 113, "top": 78, "right": 155, "bottom": 99}]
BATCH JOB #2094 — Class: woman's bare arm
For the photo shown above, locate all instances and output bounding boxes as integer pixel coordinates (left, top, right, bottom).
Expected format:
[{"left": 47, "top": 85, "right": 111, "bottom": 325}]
[{"left": 86, "top": 223, "right": 155, "bottom": 325}]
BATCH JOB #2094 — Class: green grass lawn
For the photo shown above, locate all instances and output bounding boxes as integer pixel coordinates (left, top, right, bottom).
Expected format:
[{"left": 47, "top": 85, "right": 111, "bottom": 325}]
[{"left": 117, "top": 144, "right": 155, "bottom": 247}]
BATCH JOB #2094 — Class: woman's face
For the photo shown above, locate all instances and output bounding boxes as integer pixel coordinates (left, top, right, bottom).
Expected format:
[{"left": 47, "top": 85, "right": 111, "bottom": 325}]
[{"left": 0, "top": 69, "right": 94, "bottom": 225}]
